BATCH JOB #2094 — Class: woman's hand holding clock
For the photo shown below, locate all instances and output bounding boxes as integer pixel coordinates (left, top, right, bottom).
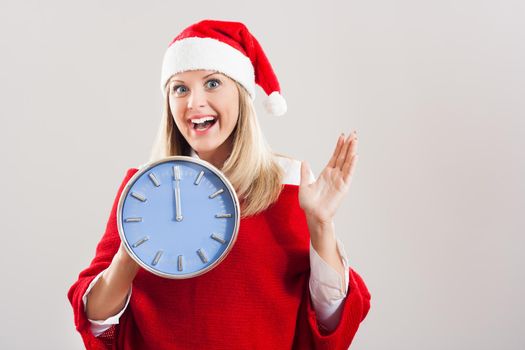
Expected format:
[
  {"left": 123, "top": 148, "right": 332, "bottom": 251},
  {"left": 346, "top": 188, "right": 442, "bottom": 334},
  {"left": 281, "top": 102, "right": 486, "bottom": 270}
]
[
  {"left": 115, "top": 241, "right": 141, "bottom": 272},
  {"left": 85, "top": 242, "right": 140, "bottom": 320}
]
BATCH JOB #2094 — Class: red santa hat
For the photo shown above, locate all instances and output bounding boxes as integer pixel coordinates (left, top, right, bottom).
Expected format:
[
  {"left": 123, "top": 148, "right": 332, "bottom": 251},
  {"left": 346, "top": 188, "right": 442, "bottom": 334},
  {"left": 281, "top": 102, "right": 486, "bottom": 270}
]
[{"left": 160, "top": 19, "right": 287, "bottom": 116}]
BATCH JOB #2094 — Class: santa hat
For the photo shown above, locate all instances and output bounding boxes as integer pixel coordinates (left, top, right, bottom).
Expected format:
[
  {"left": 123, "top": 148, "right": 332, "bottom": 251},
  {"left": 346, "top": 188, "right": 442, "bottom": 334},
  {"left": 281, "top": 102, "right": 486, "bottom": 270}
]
[{"left": 160, "top": 19, "right": 287, "bottom": 116}]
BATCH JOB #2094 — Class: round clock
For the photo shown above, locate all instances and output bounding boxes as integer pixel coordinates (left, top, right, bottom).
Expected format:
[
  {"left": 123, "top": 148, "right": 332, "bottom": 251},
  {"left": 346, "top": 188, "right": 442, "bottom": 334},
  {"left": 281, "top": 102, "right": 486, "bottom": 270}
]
[{"left": 116, "top": 156, "right": 240, "bottom": 279}]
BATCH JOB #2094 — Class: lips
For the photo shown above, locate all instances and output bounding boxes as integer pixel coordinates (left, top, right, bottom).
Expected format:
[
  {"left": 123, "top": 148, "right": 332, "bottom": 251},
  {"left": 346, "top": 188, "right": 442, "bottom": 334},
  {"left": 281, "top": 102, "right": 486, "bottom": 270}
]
[
  {"left": 188, "top": 114, "right": 217, "bottom": 123},
  {"left": 193, "top": 119, "right": 217, "bottom": 135}
]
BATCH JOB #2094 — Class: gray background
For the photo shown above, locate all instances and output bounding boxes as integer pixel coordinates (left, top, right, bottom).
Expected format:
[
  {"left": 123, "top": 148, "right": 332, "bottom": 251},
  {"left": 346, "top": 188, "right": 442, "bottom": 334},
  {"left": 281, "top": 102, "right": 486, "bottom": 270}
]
[{"left": 1, "top": 0, "right": 524, "bottom": 349}]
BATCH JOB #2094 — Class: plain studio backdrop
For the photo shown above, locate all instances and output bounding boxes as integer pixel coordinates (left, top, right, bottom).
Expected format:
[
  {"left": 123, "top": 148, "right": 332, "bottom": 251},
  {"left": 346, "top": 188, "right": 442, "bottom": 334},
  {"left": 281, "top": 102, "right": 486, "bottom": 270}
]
[{"left": 1, "top": 0, "right": 523, "bottom": 349}]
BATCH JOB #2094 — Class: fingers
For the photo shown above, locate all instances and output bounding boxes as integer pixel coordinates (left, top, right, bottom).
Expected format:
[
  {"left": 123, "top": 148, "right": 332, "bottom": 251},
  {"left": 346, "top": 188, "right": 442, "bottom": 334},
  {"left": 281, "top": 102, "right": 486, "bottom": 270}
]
[
  {"left": 336, "top": 131, "right": 357, "bottom": 170},
  {"left": 327, "top": 134, "right": 345, "bottom": 168},
  {"left": 342, "top": 131, "right": 358, "bottom": 182}
]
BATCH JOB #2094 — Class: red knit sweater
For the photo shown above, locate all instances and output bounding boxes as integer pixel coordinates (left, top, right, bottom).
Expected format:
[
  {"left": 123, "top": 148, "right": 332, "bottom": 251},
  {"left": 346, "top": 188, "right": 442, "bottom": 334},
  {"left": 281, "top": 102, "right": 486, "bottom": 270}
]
[{"left": 68, "top": 168, "right": 371, "bottom": 349}]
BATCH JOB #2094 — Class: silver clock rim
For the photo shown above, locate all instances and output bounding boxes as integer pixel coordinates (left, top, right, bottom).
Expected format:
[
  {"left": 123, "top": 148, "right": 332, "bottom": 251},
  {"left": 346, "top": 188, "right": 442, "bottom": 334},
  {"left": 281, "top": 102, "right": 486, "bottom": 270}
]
[{"left": 116, "top": 155, "right": 241, "bottom": 279}]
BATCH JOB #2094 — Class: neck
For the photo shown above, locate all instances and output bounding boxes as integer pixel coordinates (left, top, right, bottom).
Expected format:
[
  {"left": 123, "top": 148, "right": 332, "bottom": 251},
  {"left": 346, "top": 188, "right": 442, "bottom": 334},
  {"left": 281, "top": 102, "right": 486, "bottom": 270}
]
[{"left": 195, "top": 138, "right": 233, "bottom": 169}]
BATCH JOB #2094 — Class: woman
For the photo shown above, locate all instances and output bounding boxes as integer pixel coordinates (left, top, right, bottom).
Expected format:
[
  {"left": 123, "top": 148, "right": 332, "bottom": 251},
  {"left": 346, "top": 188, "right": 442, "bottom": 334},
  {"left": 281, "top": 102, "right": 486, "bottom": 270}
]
[{"left": 68, "top": 19, "right": 370, "bottom": 349}]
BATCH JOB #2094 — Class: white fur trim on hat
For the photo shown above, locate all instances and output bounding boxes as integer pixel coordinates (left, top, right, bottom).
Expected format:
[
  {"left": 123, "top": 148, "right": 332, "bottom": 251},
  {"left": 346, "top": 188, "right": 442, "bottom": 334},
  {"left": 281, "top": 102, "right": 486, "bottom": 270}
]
[
  {"left": 263, "top": 91, "right": 287, "bottom": 116},
  {"left": 160, "top": 37, "right": 256, "bottom": 99}
]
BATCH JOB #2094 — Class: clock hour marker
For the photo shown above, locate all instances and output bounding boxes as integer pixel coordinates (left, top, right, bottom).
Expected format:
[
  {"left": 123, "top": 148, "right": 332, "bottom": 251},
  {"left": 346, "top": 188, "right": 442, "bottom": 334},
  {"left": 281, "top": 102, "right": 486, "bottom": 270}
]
[
  {"left": 173, "top": 165, "right": 181, "bottom": 180},
  {"left": 209, "top": 188, "right": 224, "bottom": 199},
  {"left": 210, "top": 233, "right": 226, "bottom": 244},
  {"left": 215, "top": 213, "right": 232, "bottom": 218},
  {"left": 178, "top": 255, "right": 184, "bottom": 271},
  {"left": 194, "top": 170, "right": 204, "bottom": 185},
  {"left": 152, "top": 250, "right": 163, "bottom": 266},
  {"left": 197, "top": 248, "right": 209, "bottom": 263},
  {"left": 131, "top": 191, "right": 146, "bottom": 202},
  {"left": 148, "top": 172, "right": 161, "bottom": 187},
  {"left": 124, "top": 217, "right": 142, "bottom": 223},
  {"left": 132, "top": 236, "right": 149, "bottom": 248}
]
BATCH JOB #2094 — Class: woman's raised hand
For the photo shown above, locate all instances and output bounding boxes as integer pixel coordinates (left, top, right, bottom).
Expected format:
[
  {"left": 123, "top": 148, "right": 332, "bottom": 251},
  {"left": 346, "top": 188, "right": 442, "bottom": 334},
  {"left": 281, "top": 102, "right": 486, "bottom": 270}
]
[{"left": 299, "top": 131, "right": 359, "bottom": 224}]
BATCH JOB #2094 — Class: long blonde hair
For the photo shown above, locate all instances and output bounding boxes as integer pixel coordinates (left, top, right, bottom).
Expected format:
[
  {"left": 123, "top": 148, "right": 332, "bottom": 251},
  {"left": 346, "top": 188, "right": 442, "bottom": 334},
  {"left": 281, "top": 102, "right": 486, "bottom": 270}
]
[{"left": 149, "top": 79, "right": 284, "bottom": 218}]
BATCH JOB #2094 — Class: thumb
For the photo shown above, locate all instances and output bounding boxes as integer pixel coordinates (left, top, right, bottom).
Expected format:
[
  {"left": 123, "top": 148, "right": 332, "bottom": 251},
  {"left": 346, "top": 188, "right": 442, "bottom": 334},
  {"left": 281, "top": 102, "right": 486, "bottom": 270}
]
[{"left": 300, "top": 161, "right": 310, "bottom": 188}]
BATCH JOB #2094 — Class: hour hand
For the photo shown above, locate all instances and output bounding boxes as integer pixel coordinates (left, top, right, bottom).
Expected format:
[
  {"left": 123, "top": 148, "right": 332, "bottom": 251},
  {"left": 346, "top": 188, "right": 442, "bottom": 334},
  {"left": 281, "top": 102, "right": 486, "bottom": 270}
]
[{"left": 174, "top": 166, "right": 183, "bottom": 221}]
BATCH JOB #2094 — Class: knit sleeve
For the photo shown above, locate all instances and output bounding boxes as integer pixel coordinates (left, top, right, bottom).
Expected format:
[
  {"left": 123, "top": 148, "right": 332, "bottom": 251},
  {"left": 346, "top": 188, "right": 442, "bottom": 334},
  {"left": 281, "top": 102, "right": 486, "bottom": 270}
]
[
  {"left": 293, "top": 267, "right": 371, "bottom": 350},
  {"left": 67, "top": 168, "right": 139, "bottom": 350}
]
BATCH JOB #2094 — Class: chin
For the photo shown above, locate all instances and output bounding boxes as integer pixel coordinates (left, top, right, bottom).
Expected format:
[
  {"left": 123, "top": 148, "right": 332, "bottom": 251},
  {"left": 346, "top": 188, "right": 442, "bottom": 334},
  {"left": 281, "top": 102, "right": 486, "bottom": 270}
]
[
  {"left": 191, "top": 143, "right": 219, "bottom": 155},
  {"left": 189, "top": 133, "right": 230, "bottom": 156}
]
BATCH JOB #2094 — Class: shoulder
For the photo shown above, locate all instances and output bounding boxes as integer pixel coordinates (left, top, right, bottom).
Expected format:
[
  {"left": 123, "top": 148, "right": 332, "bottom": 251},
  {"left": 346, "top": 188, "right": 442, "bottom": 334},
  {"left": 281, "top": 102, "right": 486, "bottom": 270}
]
[{"left": 274, "top": 153, "right": 316, "bottom": 186}]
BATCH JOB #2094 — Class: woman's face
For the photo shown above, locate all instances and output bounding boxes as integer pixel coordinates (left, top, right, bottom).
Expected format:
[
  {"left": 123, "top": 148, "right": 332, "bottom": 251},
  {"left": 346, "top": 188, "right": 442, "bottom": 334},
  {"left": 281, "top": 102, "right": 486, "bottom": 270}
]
[{"left": 168, "top": 70, "right": 239, "bottom": 158}]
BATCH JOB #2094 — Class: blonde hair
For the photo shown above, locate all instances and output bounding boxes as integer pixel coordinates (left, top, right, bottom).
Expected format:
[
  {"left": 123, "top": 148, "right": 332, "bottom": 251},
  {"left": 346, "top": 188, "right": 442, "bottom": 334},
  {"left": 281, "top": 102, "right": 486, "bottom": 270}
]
[{"left": 149, "top": 79, "right": 284, "bottom": 217}]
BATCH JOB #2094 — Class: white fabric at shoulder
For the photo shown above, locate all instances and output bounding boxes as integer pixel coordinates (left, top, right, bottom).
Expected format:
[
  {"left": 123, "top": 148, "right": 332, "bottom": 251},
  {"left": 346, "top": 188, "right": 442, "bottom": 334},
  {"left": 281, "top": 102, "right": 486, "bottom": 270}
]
[{"left": 275, "top": 156, "right": 315, "bottom": 186}]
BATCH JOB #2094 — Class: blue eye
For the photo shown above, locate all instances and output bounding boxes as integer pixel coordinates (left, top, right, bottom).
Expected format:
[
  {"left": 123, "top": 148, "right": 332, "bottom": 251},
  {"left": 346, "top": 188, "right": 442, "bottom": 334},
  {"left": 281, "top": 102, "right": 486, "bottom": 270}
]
[
  {"left": 171, "top": 79, "right": 220, "bottom": 96},
  {"left": 173, "top": 85, "right": 188, "bottom": 95},
  {"left": 206, "top": 79, "right": 221, "bottom": 89}
]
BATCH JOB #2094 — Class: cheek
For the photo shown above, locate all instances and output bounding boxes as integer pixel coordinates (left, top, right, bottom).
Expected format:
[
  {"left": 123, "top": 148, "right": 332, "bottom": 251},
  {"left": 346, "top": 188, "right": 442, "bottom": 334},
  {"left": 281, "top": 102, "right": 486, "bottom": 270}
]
[
  {"left": 221, "top": 93, "right": 239, "bottom": 128},
  {"left": 220, "top": 107, "right": 238, "bottom": 131},
  {"left": 169, "top": 103, "right": 187, "bottom": 130}
]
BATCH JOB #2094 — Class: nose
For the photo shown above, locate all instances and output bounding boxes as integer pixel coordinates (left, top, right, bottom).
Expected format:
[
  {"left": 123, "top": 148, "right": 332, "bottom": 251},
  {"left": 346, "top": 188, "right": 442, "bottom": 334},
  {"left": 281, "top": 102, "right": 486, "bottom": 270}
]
[{"left": 187, "top": 87, "right": 207, "bottom": 110}]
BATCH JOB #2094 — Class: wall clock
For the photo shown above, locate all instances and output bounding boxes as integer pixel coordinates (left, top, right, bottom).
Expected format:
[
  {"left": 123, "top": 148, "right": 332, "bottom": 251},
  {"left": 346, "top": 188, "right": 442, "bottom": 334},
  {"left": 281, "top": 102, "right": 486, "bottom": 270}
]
[{"left": 116, "top": 156, "right": 240, "bottom": 279}]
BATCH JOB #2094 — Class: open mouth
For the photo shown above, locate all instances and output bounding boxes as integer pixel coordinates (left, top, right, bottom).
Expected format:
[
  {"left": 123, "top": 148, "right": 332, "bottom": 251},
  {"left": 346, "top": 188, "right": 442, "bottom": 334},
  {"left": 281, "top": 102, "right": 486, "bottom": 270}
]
[{"left": 191, "top": 116, "right": 217, "bottom": 132}]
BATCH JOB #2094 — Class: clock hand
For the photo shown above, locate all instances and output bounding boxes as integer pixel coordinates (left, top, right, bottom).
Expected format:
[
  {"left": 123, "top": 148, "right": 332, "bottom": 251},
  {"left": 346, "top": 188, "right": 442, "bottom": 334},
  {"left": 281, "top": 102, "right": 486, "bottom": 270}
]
[
  {"left": 174, "top": 166, "right": 183, "bottom": 222},
  {"left": 175, "top": 182, "right": 183, "bottom": 221}
]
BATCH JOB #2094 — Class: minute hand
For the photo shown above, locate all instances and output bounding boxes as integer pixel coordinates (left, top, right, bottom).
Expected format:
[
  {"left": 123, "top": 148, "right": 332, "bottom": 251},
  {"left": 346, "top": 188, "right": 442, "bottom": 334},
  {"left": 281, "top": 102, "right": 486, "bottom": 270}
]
[
  {"left": 174, "top": 166, "right": 183, "bottom": 222},
  {"left": 175, "top": 183, "right": 183, "bottom": 221}
]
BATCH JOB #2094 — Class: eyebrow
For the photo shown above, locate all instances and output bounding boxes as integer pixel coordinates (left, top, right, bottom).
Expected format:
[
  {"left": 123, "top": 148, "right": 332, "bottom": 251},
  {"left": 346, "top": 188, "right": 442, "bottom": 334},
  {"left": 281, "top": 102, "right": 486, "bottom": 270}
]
[{"left": 170, "top": 72, "right": 219, "bottom": 83}]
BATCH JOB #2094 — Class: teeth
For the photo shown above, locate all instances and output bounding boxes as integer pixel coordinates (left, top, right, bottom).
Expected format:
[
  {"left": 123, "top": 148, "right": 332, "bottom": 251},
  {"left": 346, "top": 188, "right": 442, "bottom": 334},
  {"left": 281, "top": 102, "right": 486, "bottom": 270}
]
[{"left": 191, "top": 116, "right": 216, "bottom": 125}]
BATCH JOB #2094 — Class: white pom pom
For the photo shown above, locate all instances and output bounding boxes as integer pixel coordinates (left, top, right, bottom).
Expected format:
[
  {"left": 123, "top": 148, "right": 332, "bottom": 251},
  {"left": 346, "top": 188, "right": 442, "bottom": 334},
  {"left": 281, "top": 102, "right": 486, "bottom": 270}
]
[{"left": 263, "top": 91, "right": 287, "bottom": 116}]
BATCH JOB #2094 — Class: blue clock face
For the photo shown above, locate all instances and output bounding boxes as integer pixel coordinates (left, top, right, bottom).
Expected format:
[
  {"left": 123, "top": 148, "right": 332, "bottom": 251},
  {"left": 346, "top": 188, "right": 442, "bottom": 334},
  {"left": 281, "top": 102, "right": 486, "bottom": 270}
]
[{"left": 116, "top": 156, "right": 240, "bottom": 279}]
